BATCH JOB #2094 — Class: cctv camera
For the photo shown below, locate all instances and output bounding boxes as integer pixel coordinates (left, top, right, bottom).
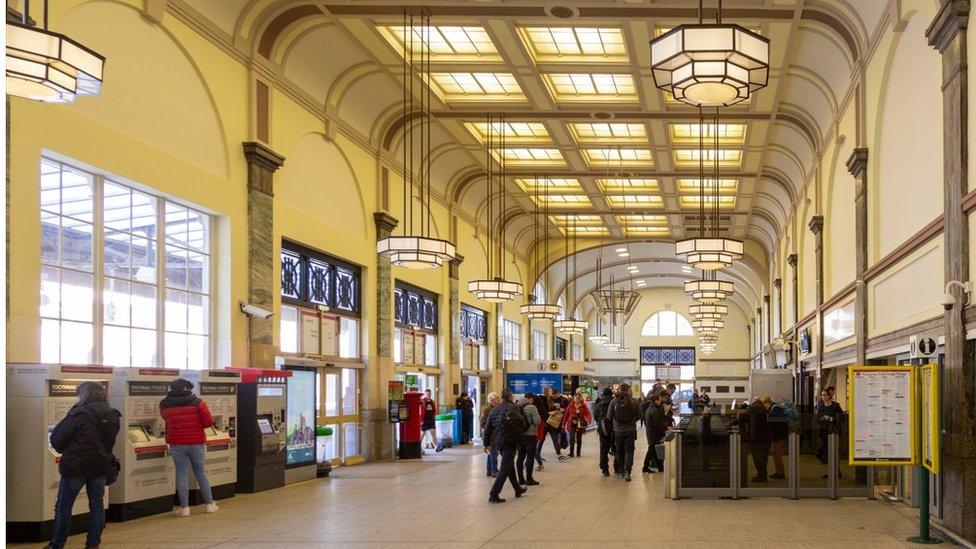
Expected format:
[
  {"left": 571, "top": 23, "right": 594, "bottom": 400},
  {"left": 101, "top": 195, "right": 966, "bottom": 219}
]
[
  {"left": 240, "top": 301, "right": 274, "bottom": 319},
  {"left": 941, "top": 293, "right": 956, "bottom": 311}
]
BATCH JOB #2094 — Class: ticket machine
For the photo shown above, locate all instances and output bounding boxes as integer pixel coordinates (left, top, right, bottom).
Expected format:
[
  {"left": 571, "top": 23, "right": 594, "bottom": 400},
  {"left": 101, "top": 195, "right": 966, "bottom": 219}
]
[
  {"left": 230, "top": 367, "right": 290, "bottom": 493},
  {"left": 180, "top": 369, "right": 240, "bottom": 502},
  {"left": 6, "top": 363, "right": 116, "bottom": 542},
  {"left": 107, "top": 367, "right": 180, "bottom": 521}
]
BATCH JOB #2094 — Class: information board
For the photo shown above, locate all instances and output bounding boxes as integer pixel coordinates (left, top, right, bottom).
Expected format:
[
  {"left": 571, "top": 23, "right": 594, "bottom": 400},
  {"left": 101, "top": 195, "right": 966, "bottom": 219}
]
[
  {"left": 388, "top": 380, "right": 405, "bottom": 423},
  {"left": 920, "top": 363, "right": 940, "bottom": 474},
  {"left": 506, "top": 373, "right": 563, "bottom": 396},
  {"left": 848, "top": 366, "right": 916, "bottom": 466}
]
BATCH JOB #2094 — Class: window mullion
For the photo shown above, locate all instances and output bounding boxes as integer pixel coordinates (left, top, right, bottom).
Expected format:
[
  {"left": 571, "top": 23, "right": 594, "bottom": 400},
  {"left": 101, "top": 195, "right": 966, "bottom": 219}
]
[
  {"left": 156, "top": 198, "right": 166, "bottom": 367},
  {"left": 93, "top": 175, "right": 105, "bottom": 365}
]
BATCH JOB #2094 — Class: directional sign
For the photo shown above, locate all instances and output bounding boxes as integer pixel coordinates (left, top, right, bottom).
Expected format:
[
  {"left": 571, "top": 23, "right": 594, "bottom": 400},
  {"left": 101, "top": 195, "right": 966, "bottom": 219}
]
[{"left": 918, "top": 337, "right": 937, "bottom": 357}]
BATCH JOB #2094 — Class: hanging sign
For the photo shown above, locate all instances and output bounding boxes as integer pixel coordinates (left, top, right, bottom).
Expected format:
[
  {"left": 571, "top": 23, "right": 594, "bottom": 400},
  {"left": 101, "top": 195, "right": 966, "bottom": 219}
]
[
  {"left": 848, "top": 365, "right": 916, "bottom": 466},
  {"left": 920, "top": 363, "right": 940, "bottom": 474}
]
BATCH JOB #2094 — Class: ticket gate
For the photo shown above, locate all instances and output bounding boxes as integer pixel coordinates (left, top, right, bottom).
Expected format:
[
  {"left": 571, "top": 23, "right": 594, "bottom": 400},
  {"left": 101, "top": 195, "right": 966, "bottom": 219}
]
[
  {"left": 107, "top": 368, "right": 180, "bottom": 521},
  {"left": 180, "top": 369, "right": 240, "bottom": 502},
  {"left": 6, "top": 363, "right": 115, "bottom": 542},
  {"left": 230, "top": 367, "right": 290, "bottom": 493}
]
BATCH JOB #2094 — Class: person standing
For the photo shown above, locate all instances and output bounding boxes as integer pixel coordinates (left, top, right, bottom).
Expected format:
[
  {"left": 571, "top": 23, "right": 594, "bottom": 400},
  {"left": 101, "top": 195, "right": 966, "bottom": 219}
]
[
  {"left": 815, "top": 389, "right": 843, "bottom": 470},
  {"left": 47, "top": 381, "right": 121, "bottom": 549},
  {"left": 533, "top": 390, "right": 550, "bottom": 471},
  {"left": 483, "top": 389, "right": 527, "bottom": 503},
  {"left": 160, "top": 378, "right": 220, "bottom": 516},
  {"left": 767, "top": 397, "right": 789, "bottom": 480},
  {"left": 562, "top": 392, "right": 593, "bottom": 458},
  {"left": 515, "top": 393, "right": 541, "bottom": 486},
  {"left": 480, "top": 392, "right": 500, "bottom": 477},
  {"left": 455, "top": 392, "right": 475, "bottom": 445},
  {"left": 419, "top": 389, "right": 442, "bottom": 452},
  {"left": 607, "top": 383, "right": 640, "bottom": 481},
  {"left": 593, "top": 387, "right": 616, "bottom": 476},
  {"left": 747, "top": 394, "right": 772, "bottom": 483},
  {"left": 642, "top": 392, "right": 668, "bottom": 473}
]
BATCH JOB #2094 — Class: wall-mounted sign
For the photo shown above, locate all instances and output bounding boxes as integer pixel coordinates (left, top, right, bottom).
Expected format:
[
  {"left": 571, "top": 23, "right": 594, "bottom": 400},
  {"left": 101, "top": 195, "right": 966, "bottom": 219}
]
[
  {"left": 848, "top": 366, "right": 916, "bottom": 466},
  {"left": 506, "top": 373, "right": 563, "bottom": 396}
]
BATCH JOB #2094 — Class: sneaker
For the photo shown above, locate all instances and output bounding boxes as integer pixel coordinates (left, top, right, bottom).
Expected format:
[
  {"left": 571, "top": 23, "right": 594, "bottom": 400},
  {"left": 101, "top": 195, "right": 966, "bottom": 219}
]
[
  {"left": 435, "top": 445, "right": 444, "bottom": 452},
  {"left": 558, "top": 455, "right": 569, "bottom": 462},
  {"left": 526, "top": 480, "right": 540, "bottom": 486},
  {"left": 602, "top": 471, "right": 610, "bottom": 477},
  {"left": 536, "top": 465, "right": 544, "bottom": 471},
  {"left": 206, "top": 502, "right": 219, "bottom": 513},
  {"left": 488, "top": 496, "right": 505, "bottom": 503},
  {"left": 624, "top": 474, "right": 632, "bottom": 482},
  {"left": 515, "top": 488, "right": 527, "bottom": 498},
  {"left": 518, "top": 479, "right": 526, "bottom": 486},
  {"left": 175, "top": 507, "right": 190, "bottom": 517}
]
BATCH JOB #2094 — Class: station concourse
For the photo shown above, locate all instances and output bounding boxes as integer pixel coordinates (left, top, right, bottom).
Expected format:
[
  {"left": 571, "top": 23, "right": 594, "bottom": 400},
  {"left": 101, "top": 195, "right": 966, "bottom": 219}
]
[{"left": 4, "top": 0, "right": 976, "bottom": 548}]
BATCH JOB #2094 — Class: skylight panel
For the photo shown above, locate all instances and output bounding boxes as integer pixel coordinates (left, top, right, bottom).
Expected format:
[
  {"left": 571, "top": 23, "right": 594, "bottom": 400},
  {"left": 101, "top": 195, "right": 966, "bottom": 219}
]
[
  {"left": 677, "top": 178, "right": 739, "bottom": 194},
  {"left": 543, "top": 73, "right": 637, "bottom": 102},
  {"left": 597, "top": 178, "right": 659, "bottom": 191},
  {"left": 673, "top": 149, "right": 742, "bottom": 168},
  {"left": 583, "top": 148, "right": 654, "bottom": 166},
  {"left": 570, "top": 123, "right": 646, "bottom": 143},
  {"left": 520, "top": 27, "right": 628, "bottom": 62},
  {"left": 669, "top": 123, "right": 746, "bottom": 145}
]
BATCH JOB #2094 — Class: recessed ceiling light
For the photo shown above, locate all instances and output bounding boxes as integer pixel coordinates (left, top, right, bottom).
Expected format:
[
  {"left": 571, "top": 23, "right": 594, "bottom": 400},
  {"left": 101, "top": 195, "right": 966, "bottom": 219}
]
[
  {"left": 615, "top": 247, "right": 627, "bottom": 253},
  {"left": 618, "top": 252, "right": 630, "bottom": 257}
]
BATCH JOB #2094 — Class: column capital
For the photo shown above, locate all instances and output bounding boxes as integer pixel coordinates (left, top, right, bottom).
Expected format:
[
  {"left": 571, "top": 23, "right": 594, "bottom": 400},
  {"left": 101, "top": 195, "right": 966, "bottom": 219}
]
[
  {"left": 242, "top": 141, "right": 285, "bottom": 172},
  {"left": 773, "top": 278, "right": 782, "bottom": 289},
  {"left": 927, "top": 0, "right": 970, "bottom": 52},
  {"left": 846, "top": 148, "right": 869, "bottom": 178},
  {"left": 787, "top": 253, "right": 798, "bottom": 268},
  {"left": 373, "top": 212, "right": 399, "bottom": 240},
  {"left": 808, "top": 215, "right": 824, "bottom": 235},
  {"left": 449, "top": 253, "right": 465, "bottom": 280},
  {"left": 757, "top": 307, "right": 762, "bottom": 315},
  {"left": 763, "top": 294, "right": 770, "bottom": 304}
]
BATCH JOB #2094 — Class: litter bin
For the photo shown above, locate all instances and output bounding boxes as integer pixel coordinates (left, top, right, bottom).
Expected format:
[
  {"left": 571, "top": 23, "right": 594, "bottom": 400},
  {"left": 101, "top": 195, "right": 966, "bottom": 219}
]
[
  {"left": 435, "top": 413, "right": 455, "bottom": 449},
  {"left": 316, "top": 425, "right": 334, "bottom": 477},
  {"left": 452, "top": 409, "right": 462, "bottom": 445}
]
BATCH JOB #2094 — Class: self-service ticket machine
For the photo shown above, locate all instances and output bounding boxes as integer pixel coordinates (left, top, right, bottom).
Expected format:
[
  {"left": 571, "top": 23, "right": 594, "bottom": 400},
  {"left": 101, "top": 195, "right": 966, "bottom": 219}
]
[
  {"left": 6, "top": 363, "right": 115, "bottom": 542},
  {"left": 229, "top": 367, "right": 290, "bottom": 493},
  {"left": 107, "top": 367, "right": 180, "bottom": 521},
  {"left": 180, "top": 369, "right": 240, "bottom": 502}
]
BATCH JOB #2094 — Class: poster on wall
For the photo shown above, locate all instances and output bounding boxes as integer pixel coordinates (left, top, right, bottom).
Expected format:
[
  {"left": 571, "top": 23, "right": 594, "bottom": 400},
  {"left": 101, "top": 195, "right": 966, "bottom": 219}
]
[
  {"left": 848, "top": 366, "right": 916, "bottom": 466},
  {"left": 388, "top": 380, "right": 405, "bottom": 423},
  {"left": 506, "top": 373, "right": 563, "bottom": 396},
  {"left": 300, "top": 311, "right": 320, "bottom": 355},
  {"left": 321, "top": 314, "right": 339, "bottom": 357},
  {"left": 414, "top": 332, "right": 426, "bottom": 366},
  {"left": 403, "top": 330, "right": 416, "bottom": 366},
  {"left": 921, "top": 364, "right": 940, "bottom": 474},
  {"left": 285, "top": 370, "right": 316, "bottom": 466}
]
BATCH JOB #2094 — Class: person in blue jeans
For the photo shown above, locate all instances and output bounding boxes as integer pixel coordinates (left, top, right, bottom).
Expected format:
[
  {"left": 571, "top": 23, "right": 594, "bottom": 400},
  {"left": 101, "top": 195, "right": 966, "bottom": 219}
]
[
  {"left": 160, "top": 378, "right": 218, "bottom": 515},
  {"left": 48, "top": 381, "right": 121, "bottom": 549}
]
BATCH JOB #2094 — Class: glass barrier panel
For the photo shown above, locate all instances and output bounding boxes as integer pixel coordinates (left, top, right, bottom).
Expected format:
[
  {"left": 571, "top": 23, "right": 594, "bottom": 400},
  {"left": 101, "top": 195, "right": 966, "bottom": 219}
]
[
  {"left": 796, "top": 412, "right": 828, "bottom": 488},
  {"left": 837, "top": 427, "right": 869, "bottom": 489},
  {"left": 680, "top": 413, "right": 731, "bottom": 488}
]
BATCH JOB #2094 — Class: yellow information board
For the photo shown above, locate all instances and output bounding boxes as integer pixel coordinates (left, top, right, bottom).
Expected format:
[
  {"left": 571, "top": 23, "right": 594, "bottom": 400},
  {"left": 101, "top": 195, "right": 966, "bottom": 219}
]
[
  {"left": 920, "top": 363, "right": 940, "bottom": 474},
  {"left": 847, "top": 365, "right": 917, "bottom": 466}
]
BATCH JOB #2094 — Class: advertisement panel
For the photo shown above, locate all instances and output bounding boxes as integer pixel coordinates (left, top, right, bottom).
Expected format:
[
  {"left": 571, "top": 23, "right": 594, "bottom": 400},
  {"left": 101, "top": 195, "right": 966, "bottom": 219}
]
[
  {"left": 506, "top": 373, "right": 563, "bottom": 396},
  {"left": 286, "top": 370, "right": 316, "bottom": 466}
]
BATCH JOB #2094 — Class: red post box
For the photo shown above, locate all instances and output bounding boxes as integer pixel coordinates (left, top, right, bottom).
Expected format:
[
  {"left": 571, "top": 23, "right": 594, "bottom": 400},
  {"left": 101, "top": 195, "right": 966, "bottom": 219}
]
[{"left": 398, "top": 391, "right": 423, "bottom": 459}]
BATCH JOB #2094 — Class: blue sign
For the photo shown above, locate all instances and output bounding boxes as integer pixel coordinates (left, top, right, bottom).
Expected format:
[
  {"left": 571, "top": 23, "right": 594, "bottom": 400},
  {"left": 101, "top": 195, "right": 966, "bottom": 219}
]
[{"left": 506, "top": 373, "right": 563, "bottom": 396}]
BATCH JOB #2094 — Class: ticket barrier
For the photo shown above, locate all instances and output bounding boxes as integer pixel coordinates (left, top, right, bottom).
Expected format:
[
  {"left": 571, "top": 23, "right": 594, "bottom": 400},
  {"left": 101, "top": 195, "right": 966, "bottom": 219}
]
[
  {"left": 107, "top": 368, "right": 180, "bottom": 521},
  {"left": 230, "top": 367, "right": 290, "bottom": 493},
  {"left": 6, "top": 364, "right": 116, "bottom": 542},
  {"left": 180, "top": 369, "right": 240, "bottom": 503}
]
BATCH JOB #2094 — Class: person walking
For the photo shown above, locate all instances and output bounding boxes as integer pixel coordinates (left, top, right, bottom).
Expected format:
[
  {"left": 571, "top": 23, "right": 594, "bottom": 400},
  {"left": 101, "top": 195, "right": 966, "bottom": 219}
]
[
  {"left": 483, "top": 389, "right": 528, "bottom": 503},
  {"left": 544, "top": 388, "right": 569, "bottom": 461},
  {"left": 607, "top": 383, "right": 640, "bottom": 481},
  {"left": 747, "top": 394, "right": 772, "bottom": 483},
  {"left": 455, "top": 392, "right": 475, "bottom": 445},
  {"left": 593, "top": 387, "right": 617, "bottom": 476},
  {"left": 160, "top": 378, "right": 220, "bottom": 516},
  {"left": 642, "top": 392, "right": 668, "bottom": 473},
  {"left": 562, "top": 392, "right": 593, "bottom": 458},
  {"left": 516, "top": 393, "right": 541, "bottom": 486},
  {"left": 481, "top": 392, "right": 499, "bottom": 477},
  {"left": 419, "top": 389, "right": 442, "bottom": 452},
  {"left": 533, "top": 390, "right": 549, "bottom": 471},
  {"left": 47, "top": 381, "right": 121, "bottom": 549}
]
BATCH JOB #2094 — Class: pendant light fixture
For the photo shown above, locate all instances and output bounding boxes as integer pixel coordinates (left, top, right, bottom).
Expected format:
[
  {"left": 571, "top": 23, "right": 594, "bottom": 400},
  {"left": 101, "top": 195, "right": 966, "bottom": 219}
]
[
  {"left": 521, "top": 174, "right": 563, "bottom": 320},
  {"left": 469, "top": 114, "right": 523, "bottom": 302},
  {"left": 675, "top": 107, "right": 743, "bottom": 270},
  {"left": 689, "top": 303, "right": 728, "bottom": 320},
  {"left": 684, "top": 270, "right": 734, "bottom": 303},
  {"left": 587, "top": 256, "right": 610, "bottom": 344},
  {"left": 649, "top": 0, "right": 769, "bottom": 107},
  {"left": 377, "top": 11, "right": 457, "bottom": 269},
  {"left": 6, "top": 0, "right": 105, "bottom": 102},
  {"left": 692, "top": 318, "right": 725, "bottom": 330},
  {"left": 603, "top": 275, "right": 621, "bottom": 351},
  {"left": 554, "top": 216, "right": 587, "bottom": 335}
]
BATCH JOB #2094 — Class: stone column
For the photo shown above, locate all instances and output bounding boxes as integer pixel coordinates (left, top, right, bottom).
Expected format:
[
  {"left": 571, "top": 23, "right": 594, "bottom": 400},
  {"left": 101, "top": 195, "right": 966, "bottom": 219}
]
[
  {"left": 747, "top": 323, "right": 753, "bottom": 363},
  {"left": 763, "top": 294, "right": 771, "bottom": 345},
  {"left": 242, "top": 142, "right": 285, "bottom": 368},
  {"left": 809, "top": 215, "right": 825, "bottom": 386},
  {"left": 787, "top": 254, "right": 799, "bottom": 342},
  {"left": 773, "top": 278, "right": 783, "bottom": 338},
  {"left": 756, "top": 307, "right": 763, "bottom": 350},
  {"left": 848, "top": 148, "right": 869, "bottom": 365},
  {"left": 493, "top": 303, "right": 505, "bottom": 395},
  {"left": 364, "top": 212, "right": 398, "bottom": 462},
  {"left": 445, "top": 255, "right": 464, "bottom": 402},
  {"left": 928, "top": 1, "right": 975, "bottom": 541}
]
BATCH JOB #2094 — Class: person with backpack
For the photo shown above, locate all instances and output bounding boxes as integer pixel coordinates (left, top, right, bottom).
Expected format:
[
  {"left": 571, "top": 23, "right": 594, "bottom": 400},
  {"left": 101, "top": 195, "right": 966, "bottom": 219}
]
[
  {"left": 515, "top": 393, "right": 541, "bottom": 486},
  {"left": 593, "top": 387, "right": 616, "bottom": 476},
  {"left": 642, "top": 392, "right": 668, "bottom": 474},
  {"left": 47, "top": 381, "right": 121, "bottom": 549},
  {"left": 481, "top": 392, "right": 500, "bottom": 477},
  {"left": 561, "top": 392, "right": 593, "bottom": 457},
  {"left": 160, "top": 378, "right": 220, "bottom": 516},
  {"left": 483, "top": 389, "right": 528, "bottom": 503},
  {"left": 607, "top": 383, "right": 640, "bottom": 481}
]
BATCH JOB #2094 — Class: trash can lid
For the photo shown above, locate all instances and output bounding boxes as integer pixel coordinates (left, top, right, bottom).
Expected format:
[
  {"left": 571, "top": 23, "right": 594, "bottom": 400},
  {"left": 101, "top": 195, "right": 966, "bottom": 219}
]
[
  {"left": 435, "top": 414, "right": 455, "bottom": 420},
  {"left": 316, "top": 426, "right": 334, "bottom": 436}
]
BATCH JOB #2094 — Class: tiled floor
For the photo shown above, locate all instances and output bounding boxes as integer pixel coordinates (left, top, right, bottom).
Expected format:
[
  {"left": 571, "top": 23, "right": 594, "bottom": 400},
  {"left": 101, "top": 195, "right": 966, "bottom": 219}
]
[{"left": 17, "top": 443, "right": 938, "bottom": 548}]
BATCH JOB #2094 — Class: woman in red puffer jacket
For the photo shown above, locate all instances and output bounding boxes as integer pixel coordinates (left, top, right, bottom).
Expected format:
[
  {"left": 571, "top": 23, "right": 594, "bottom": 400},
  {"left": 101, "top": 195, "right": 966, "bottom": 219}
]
[{"left": 159, "top": 378, "right": 217, "bottom": 516}]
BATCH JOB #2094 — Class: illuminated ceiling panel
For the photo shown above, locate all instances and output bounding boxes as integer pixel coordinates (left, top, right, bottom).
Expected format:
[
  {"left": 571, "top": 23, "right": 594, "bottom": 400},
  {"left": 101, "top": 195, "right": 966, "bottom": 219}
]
[
  {"left": 673, "top": 149, "right": 742, "bottom": 168},
  {"left": 569, "top": 122, "right": 646, "bottom": 143},
  {"left": 669, "top": 123, "right": 746, "bottom": 145},
  {"left": 515, "top": 177, "right": 582, "bottom": 193},
  {"left": 464, "top": 121, "right": 550, "bottom": 143},
  {"left": 583, "top": 148, "right": 654, "bottom": 167},
  {"left": 680, "top": 195, "right": 737, "bottom": 209},
  {"left": 597, "top": 178, "right": 659, "bottom": 191},
  {"left": 605, "top": 195, "right": 664, "bottom": 208},
  {"left": 491, "top": 148, "right": 564, "bottom": 165},
  {"left": 543, "top": 73, "right": 637, "bottom": 102},
  {"left": 563, "top": 225, "right": 610, "bottom": 235},
  {"left": 549, "top": 214, "right": 603, "bottom": 226},
  {"left": 429, "top": 72, "right": 525, "bottom": 101},
  {"left": 380, "top": 25, "right": 499, "bottom": 61},
  {"left": 617, "top": 214, "right": 668, "bottom": 225},
  {"left": 519, "top": 27, "right": 628, "bottom": 63},
  {"left": 531, "top": 194, "right": 591, "bottom": 208},
  {"left": 677, "top": 178, "right": 739, "bottom": 194},
  {"left": 624, "top": 226, "right": 670, "bottom": 236}
]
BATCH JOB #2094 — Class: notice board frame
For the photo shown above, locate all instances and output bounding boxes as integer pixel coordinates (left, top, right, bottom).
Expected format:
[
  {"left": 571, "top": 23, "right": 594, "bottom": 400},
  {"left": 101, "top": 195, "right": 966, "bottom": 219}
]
[
  {"left": 920, "top": 363, "right": 940, "bottom": 474},
  {"left": 847, "top": 365, "right": 917, "bottom": 467}
]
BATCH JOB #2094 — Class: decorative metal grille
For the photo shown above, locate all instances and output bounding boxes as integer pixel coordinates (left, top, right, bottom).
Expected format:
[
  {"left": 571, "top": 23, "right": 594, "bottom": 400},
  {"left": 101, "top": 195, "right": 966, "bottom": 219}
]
[
  {"left": 280, "top": 242, "right": 360, "bottom": 315},
  {"left": 640, "top": 346, "right": 696, "bottom": 365}
]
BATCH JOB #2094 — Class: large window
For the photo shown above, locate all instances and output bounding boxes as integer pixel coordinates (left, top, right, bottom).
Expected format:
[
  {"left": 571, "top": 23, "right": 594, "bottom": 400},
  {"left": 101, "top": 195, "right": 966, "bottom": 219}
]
[
  {"left": 532, "top": 329, "right": 547, "bottom": 360},
  {"left": 555, "top": 337, "right": 567, "bottom": 360},
  {"left": 461, "top": 305, "right": 488, "bottom": 371},
  {"left": 394, "top": 282, "right": 438, "bottom": 366},
  {"left": 40, "top": 158, "right": 213, "bottom": 368},
  {"left": 503, "top": 319, "right": 521, "bottom": 361},
  {"left": 640, "top": 310, "right": 694, "bottom": 336}
]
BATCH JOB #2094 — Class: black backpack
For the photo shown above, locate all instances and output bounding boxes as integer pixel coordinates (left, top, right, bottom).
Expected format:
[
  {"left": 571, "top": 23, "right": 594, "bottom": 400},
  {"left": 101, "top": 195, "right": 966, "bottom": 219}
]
[
  {"left": 613, "top": 397, "right": 637, "bottom": 423},
  {"left": 501, "top": 403, "right": 528, "bottom": 439}
]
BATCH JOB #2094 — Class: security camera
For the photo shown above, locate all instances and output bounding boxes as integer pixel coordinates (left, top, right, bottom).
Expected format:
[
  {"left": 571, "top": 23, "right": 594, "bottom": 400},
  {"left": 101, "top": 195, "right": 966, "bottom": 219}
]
[
  {"left": 240, "top": 301, "right": 274, "bottom": 319},
  {"left": 941, "top": 293, "right": 956, "bottom": 311}
]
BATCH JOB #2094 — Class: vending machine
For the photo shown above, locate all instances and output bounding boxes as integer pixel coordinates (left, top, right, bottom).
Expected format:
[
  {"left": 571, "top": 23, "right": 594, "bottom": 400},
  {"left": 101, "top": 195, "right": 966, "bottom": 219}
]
[
  {"left": 6, "top": 363, "right": 115, "bottom": 542},
  {"left": 229, "top": 367, "right": 290, "bottom": 493},
  {"left": 180, "top": 369, "right": 240, "bottom": 502},
  {"left": 107, "top": 367, "right": 180, "bottom": 521}
]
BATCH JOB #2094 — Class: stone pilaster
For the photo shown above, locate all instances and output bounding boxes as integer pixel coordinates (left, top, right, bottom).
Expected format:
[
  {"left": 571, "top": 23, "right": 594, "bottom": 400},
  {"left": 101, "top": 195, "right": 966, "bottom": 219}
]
[
  {"left": 787, "top": 254, "right": 799, "bottom": 340},
  {"left": 756, "top": 307, "right": 763, "bottom": 350},
  {"left": 444, "top": 255, "right": 464, "bottom": 403},
  {"left": 763, "top": 294, "right": 771, "bottom": 345},
  {"left": 928, "top": 1, "right": 975, "bottom": 541},
  {"left": 493, "top": 303, "right": 505, "bottom": 395},
  {"left": 242, "top": 142, "right": 284, "bottom": 368},
  {"left": 773, "top": 278, "right": 783, "bottom": 337},
  {"left": 809, "top": 215, "right": 825, "bottom": 383},
  {"left": 848, "top": 148, "right": 869, "bottom": 365},
  {"left": 364, "top": 212, "right": 398, "bottom": 462}
]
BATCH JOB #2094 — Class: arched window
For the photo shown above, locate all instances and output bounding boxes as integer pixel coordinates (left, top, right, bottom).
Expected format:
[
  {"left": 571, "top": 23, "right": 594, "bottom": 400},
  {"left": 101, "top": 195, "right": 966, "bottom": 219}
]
[
  {"left": 556, "top": 296, "right": 566, "bottom": 320},
  {"left": 641, "top": 310, "right": 694, "bottom": 336},
  {"left": 533, "top": 281, "right": 546, "bottom": 303}
]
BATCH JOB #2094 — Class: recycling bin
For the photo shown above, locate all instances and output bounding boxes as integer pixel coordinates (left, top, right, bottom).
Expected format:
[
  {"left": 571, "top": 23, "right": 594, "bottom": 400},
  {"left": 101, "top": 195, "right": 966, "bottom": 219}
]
[{"left": 435, "top": 413, "right": 455, "bottom": 448}]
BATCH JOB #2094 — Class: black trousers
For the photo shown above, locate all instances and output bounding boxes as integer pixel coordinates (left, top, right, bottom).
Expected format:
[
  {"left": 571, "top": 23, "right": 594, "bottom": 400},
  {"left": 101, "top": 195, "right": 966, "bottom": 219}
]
[
  {"left": 750, "top": 442, "right": 770, "bottom": 480},
  {"left": 461, "top": 415, "right": 473, "bottom": 443},
  {"left": 490, "top": 441, "right": 520, "bottom": 498},
  {"left": 515, "top": 435, "right": 537, "bottom": 483},
  {"left": 598, "top": 428, "right": 617, "bottom": 473},
  {"left": 549, "top": 427, "right": 563, "bottom": 455},
  {"left": 568, "top": 430, "right": 583, "bottom": 456},
  {"left": 614, "top": 431, "right": 637, "bottom": 474},
  {"left": 643, "top": 434, "right": 663, "bottom": 472}
]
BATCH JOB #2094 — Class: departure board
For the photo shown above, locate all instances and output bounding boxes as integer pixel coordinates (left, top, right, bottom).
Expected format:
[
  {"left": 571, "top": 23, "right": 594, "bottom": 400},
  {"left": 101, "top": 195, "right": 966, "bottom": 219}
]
[{"left": 848, "top": 366, "right": 916, "bottom": 466}]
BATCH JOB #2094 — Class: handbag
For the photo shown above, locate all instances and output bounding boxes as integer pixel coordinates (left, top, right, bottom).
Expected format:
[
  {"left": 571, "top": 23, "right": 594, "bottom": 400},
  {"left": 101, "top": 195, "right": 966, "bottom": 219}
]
[{"left": 560, "top": 429, "right": 569, "bottom": 449}]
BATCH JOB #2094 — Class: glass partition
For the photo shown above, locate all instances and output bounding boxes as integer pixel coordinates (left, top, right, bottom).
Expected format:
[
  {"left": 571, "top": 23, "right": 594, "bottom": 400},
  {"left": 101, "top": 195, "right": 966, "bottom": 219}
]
[
  {"left": 796, "top": 411, "right": 829, "bottom": 492},
  {"left": 679, "top": 414, "right": 731, "bottom": 489}
]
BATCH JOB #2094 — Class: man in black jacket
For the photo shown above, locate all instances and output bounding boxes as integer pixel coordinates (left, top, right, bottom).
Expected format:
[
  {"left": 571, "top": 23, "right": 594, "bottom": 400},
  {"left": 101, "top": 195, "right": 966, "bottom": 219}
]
[
  {"left": 607, "top": 383, "right": 640, "bottom": 481},
  {"left": 747, "top": 396, "right": 772, "bottom": 483},
  {"left": 455, "top": 393, "right": 475, "bottom": 444},
  {"left": 592, "top": 387, "right": 617, "bottom": 476},
  {"left": 642, "top": 393, "right": 668, "bottom": 473},
  {"left": 48, "top": 381, "right": 121, "bottom": 549},
  {"left": 483, "top": 389, "right": 527, "bottom": 503}
]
